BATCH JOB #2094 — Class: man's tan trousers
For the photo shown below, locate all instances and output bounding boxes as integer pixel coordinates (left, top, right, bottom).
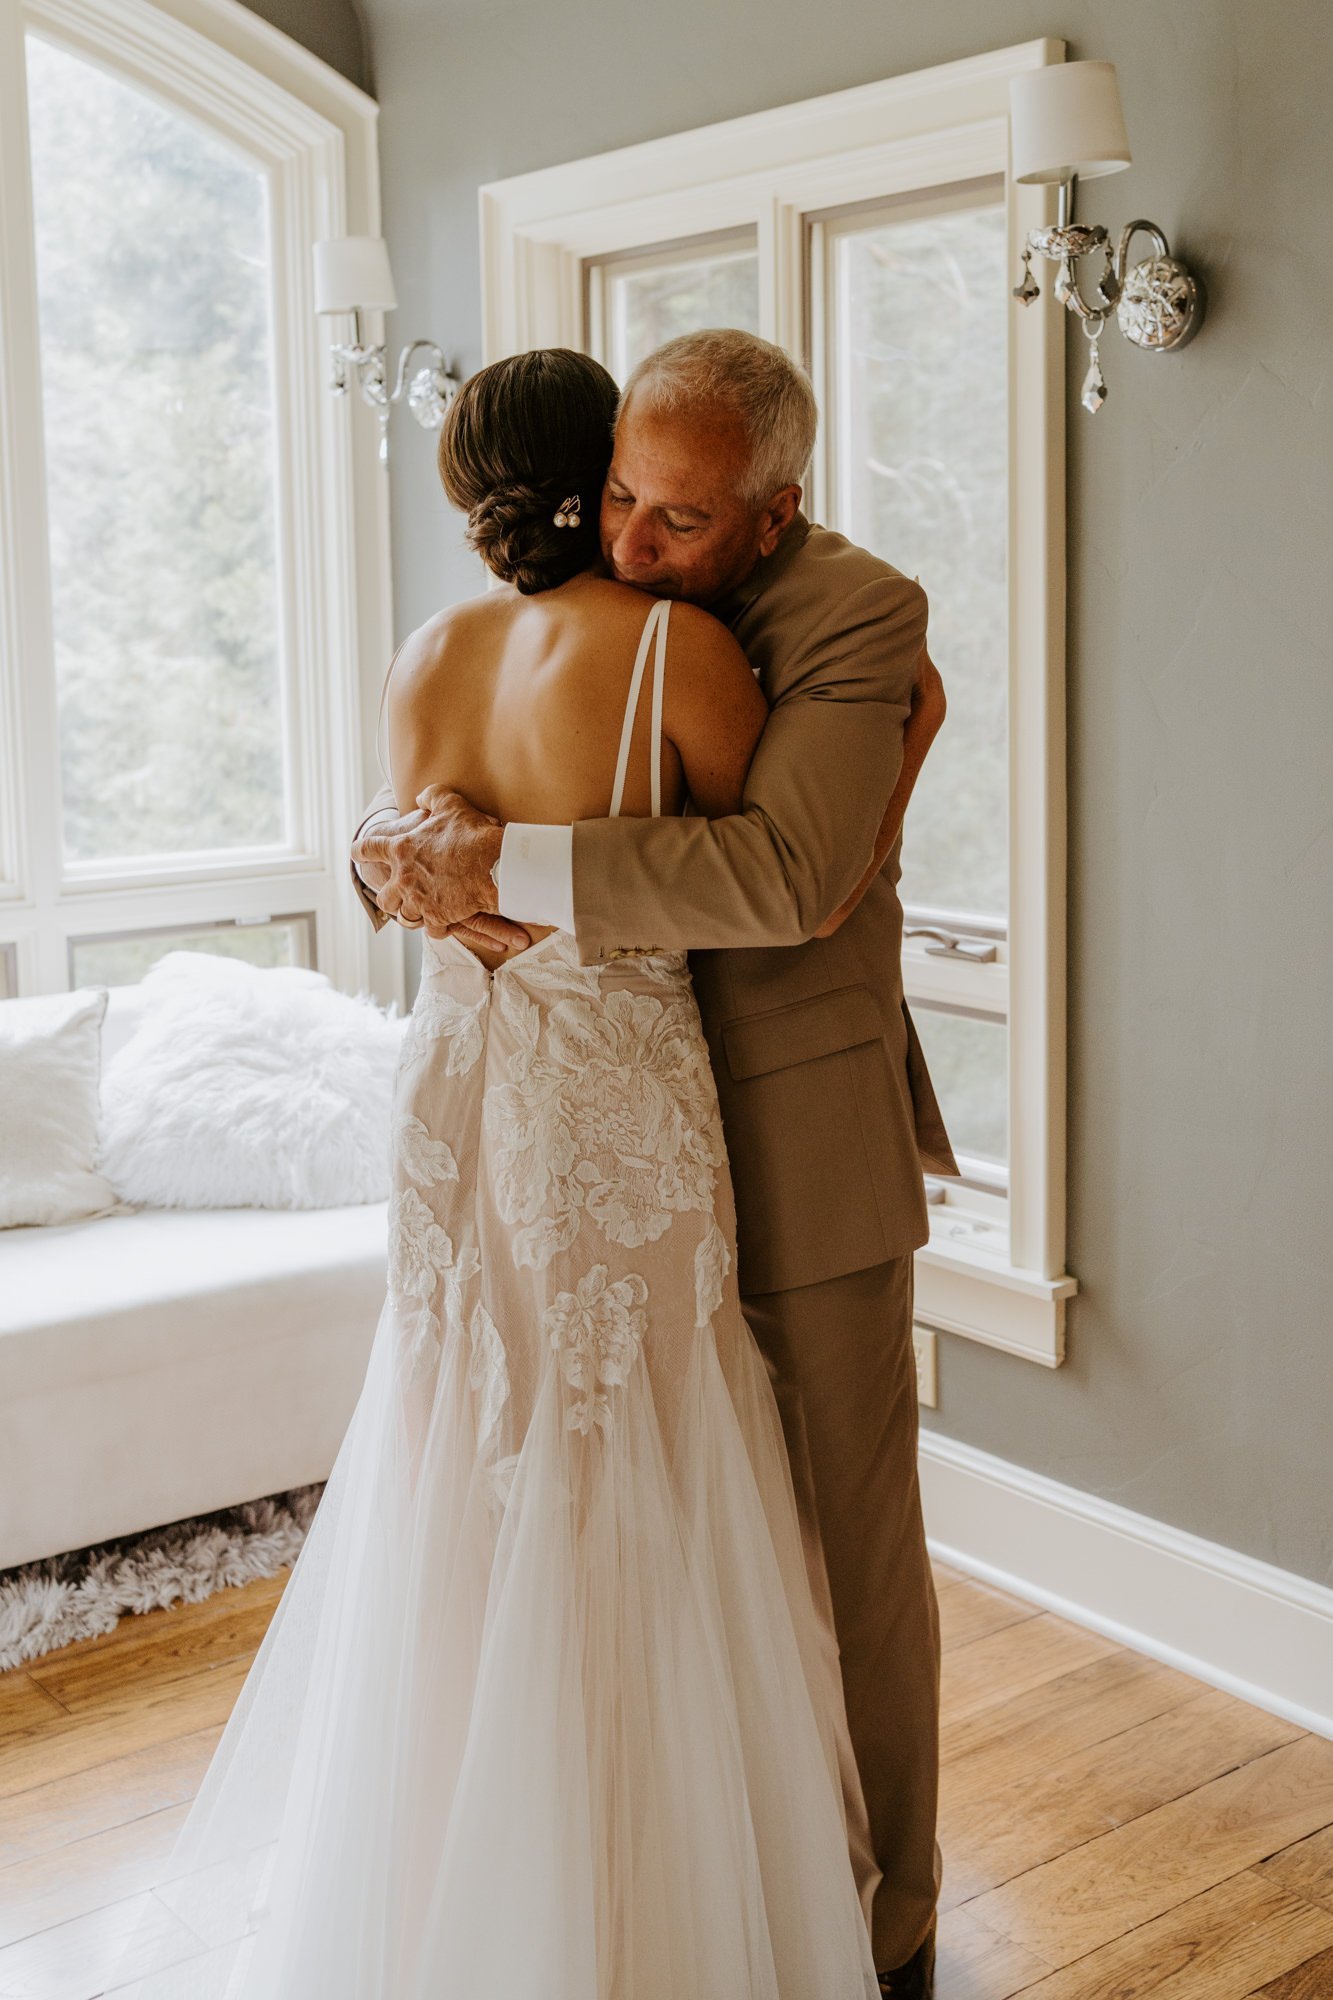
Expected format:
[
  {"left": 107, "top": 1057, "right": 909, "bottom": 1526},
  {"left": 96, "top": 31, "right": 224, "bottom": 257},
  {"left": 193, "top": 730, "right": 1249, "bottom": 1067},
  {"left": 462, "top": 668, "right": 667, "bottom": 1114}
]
[{"left": 742, "top": 1254, "right": 942, "bottom": 1974}]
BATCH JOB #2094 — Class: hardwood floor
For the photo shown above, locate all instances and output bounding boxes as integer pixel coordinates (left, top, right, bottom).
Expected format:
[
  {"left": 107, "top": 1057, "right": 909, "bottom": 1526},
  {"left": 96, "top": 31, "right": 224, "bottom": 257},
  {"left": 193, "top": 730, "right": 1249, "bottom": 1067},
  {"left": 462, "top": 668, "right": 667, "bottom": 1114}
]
[{"left": 1, "top": 1561, "right": 1330, "bottom": 1997}]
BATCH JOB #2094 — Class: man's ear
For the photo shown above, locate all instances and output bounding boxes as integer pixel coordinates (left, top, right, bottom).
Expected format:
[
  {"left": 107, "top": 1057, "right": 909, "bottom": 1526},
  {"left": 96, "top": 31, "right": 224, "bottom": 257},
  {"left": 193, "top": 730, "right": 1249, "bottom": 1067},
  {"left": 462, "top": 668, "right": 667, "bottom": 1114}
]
[{"left": 756, "top": 485, "right": 802, "bottom": 556}]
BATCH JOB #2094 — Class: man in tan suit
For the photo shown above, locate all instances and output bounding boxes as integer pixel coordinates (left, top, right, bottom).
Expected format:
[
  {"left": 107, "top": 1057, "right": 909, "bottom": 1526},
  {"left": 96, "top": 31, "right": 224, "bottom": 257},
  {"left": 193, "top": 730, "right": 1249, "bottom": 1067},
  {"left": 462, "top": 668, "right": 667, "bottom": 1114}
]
[{"left": 350, "top": 330, "right": 958, "bottom": 1996}]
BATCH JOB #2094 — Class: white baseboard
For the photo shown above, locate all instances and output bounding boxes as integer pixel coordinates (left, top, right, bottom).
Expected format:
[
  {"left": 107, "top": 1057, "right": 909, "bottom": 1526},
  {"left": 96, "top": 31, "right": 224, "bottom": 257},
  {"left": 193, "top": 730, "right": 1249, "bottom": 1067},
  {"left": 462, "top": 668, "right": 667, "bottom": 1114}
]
[{"left": 918, "top": 1429, "right": 1333, "bottom": 1741}]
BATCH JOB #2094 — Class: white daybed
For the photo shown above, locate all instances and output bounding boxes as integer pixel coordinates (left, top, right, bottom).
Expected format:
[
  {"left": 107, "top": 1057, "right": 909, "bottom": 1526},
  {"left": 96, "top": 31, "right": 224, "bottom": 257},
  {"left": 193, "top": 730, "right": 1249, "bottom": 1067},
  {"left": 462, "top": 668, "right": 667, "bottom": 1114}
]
[{"left": 0, "top": 1199, "right": 387, "bottom": 1572}]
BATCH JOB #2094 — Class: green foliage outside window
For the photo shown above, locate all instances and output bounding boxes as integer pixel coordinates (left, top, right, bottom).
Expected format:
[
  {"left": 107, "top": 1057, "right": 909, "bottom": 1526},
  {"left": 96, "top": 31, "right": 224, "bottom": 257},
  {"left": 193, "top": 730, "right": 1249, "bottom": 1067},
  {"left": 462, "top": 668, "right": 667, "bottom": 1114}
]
[{"left": 26, "top": 34, "right": 286, "bottom": 866}]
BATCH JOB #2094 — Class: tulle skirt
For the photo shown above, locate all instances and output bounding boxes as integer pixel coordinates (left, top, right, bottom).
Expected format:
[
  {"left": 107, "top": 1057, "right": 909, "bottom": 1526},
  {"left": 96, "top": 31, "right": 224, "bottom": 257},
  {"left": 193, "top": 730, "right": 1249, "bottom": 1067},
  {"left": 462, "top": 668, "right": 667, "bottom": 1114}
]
[{"left": 90, "top": 933, "right": 882, "bottom": 1999}]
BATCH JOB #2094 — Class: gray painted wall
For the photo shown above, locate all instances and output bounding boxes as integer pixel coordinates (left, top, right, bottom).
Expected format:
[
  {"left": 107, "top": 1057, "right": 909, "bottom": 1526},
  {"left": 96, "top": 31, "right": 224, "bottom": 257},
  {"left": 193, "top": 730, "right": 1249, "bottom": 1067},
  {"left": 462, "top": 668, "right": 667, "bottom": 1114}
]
[
  {"left": 267, "top": 0, "right": 1333, "bottom": 1586},
  {"left": 243, "top": 0, "right": 369, "bottom": 92}
]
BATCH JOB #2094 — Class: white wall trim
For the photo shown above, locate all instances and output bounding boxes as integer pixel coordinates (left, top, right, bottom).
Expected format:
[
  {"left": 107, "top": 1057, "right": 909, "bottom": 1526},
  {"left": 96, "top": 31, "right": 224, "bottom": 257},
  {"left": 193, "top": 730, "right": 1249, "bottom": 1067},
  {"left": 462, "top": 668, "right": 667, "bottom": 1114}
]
[{"left": 920, "top": 1428, "right": 1333, "bottom": 1740}]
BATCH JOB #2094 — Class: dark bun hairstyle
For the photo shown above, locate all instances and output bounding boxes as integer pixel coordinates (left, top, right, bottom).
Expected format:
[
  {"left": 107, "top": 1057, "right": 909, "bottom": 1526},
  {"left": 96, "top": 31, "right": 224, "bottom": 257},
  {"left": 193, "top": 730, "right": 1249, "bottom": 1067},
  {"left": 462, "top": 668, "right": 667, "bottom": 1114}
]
[{"left": 437, "top": 348, "right": 620, "bottom": 595}]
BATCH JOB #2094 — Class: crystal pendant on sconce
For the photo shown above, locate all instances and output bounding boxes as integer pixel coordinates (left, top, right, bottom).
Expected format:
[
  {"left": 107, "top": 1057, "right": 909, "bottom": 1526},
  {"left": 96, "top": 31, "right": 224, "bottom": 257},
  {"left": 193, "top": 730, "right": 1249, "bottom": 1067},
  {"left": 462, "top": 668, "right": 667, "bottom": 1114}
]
[
  {"left": 1080, "top": 317, "right": 1108, "bottom": 414},
  {"left": 1080, "top": 355, "right": 1107, "bottom": 414},
  {"left": 1012, "top": 248, "right": 1041, "bottom": 306}
]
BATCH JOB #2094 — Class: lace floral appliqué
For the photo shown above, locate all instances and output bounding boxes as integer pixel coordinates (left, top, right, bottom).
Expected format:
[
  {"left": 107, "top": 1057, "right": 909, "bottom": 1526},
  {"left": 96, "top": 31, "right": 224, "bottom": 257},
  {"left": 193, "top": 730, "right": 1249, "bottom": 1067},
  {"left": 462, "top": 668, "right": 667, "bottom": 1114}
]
[
  {"left": 389, "top": 1169, "right": 480, "bottom": 1370},
  {"left": 694, "top": 1220, "right": 731, "bottom": 1329},
  {"left": 486, "top": 981, "right": 724, "bottom": 1270},
  {"left": 468, "top": 1299, "right": 509, "bottom": 1453},
  {"left": 394, "top": 1112, "right": 458, "bottom": 1190},
  {"left": 388, "top": 1184, "right": 455, "bottom": 1360},
  {"left": 544, "top": 1265, "right": 649, "bottom": 1435},
  {"left": 401, "top": 987, "right": 486, "bottom": 1075}
]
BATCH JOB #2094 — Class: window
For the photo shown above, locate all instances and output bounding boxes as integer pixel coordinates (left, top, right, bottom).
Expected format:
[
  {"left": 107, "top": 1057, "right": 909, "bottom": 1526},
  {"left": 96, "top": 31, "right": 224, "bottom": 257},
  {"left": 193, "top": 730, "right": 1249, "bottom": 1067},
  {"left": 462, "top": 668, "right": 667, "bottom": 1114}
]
[
  {"left": 481, "top": 40, "right": 1076, "bottom": 1362},
  {"left": 0, "top": 0, "right": 391, "bottom": 1002},
  {"left": 817, "top": 191, "right": 1009, "bottom": 921},
  {"left": 27, "top": 35, "right": 288, "bottom": 870},
  {"left": 811, "top": 188, "right": 1012, "bottom": 1207},
  {"left": 586, "top": 230, "right": 759, "bottom": 380},
  {"left": 68, "top": 913, "right": 316, "bottom": 988}
]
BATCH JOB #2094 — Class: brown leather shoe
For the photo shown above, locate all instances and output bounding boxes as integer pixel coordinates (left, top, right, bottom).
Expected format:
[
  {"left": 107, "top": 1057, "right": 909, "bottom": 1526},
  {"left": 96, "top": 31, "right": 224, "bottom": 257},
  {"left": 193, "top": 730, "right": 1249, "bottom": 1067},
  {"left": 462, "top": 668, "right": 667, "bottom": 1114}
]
[{"left": 877, "top": 1914, "right": 936, "bottom": 1997}]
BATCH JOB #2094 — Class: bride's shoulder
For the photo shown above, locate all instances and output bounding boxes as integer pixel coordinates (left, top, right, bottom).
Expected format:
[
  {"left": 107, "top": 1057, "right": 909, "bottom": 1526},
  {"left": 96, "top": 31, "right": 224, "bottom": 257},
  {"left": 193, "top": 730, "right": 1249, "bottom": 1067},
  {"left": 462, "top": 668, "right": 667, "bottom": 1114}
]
[
  {"left": 391, "top": 594, "right": 507, "bottom": 684},
  {"left": 660, "top": 597, "right": 755, "bottom": 682}
]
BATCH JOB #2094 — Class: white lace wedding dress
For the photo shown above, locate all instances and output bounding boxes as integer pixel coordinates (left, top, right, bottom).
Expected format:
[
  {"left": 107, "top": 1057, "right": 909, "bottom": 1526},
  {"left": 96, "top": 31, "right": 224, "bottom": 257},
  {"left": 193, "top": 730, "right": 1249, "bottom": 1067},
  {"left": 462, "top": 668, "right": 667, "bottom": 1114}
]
[{"left": 94, "top": 600, "right": 881, "bottom": 2000}]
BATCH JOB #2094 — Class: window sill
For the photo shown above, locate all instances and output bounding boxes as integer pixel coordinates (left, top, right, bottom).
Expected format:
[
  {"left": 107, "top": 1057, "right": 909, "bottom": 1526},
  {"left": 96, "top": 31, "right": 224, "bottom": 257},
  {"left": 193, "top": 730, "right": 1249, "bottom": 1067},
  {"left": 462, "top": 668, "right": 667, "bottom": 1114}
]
[{"left": 914, "top": 1215, "right": 1077, "bottom": 1367}]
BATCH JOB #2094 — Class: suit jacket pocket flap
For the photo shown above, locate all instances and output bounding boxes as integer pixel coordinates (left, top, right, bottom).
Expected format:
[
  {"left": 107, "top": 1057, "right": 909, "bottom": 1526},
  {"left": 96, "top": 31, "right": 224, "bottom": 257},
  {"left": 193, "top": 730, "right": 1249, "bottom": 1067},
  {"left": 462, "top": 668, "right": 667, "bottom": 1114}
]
[{"left": 722, "top": 985, "right": 882, "bottom": 1082}]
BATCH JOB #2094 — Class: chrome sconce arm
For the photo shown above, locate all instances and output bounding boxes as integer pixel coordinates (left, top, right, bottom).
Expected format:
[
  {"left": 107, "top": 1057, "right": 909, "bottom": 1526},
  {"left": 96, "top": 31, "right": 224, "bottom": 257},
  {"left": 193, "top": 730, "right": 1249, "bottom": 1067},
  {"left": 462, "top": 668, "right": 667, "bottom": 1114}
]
[{"left": 327, "top": 311, "right": 458, "bottom": 464}]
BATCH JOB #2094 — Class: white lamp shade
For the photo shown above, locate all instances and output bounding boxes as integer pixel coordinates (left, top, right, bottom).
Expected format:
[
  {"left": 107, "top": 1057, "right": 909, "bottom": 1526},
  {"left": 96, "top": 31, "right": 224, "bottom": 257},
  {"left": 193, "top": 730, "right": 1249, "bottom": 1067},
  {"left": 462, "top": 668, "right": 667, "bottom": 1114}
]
[
  {"left": 312, "top": 235, "right": 398, "bottom": 315},
  {"left": 1010, "top": 61, "right": 1132, "bottom": 184}
]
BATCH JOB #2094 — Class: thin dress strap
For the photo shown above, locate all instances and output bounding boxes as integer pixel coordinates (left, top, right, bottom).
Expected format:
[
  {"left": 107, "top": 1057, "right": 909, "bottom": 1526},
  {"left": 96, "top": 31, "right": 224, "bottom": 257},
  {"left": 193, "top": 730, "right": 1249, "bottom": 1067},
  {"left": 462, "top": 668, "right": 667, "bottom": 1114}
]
[
  {"left": 648, "top": 596, "right": 669, "bottom": 818},
  {"left": 609, "top": 598, "right": 670, "bottom": 818}
]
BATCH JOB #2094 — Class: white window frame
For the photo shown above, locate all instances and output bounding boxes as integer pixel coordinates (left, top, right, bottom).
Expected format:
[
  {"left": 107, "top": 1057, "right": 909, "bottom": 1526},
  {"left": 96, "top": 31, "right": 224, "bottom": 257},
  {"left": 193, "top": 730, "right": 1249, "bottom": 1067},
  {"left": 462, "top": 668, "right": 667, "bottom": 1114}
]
[
  {"left": 0, "top": 0, "right": 396, "bottom": 1005},
  {"left": 480, "top": 39, "right": 1077, "bottom": 1364}
]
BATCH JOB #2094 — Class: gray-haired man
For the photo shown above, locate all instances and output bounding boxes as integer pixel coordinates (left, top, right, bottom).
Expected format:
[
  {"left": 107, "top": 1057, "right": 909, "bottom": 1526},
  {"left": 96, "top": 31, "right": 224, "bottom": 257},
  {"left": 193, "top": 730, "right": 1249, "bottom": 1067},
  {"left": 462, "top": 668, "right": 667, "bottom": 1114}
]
[{"left": 352, "top": 330, "right": 957, "bottom": 1996}]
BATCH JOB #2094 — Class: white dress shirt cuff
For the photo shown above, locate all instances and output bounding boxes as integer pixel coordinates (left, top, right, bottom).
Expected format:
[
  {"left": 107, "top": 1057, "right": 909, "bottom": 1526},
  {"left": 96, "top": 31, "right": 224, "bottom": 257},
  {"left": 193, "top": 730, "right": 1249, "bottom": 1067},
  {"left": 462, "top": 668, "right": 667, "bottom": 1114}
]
[{"left": 497, "top": 822, "right": 575, "bottom": 933}]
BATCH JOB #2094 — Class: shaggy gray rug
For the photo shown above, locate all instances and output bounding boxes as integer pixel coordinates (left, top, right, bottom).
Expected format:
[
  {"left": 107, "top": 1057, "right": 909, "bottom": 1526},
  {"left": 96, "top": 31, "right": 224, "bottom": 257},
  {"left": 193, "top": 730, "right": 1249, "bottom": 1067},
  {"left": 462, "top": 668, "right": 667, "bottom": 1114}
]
[{"left": 0, "top": 1484, "right": 325, "bottom": 1671}]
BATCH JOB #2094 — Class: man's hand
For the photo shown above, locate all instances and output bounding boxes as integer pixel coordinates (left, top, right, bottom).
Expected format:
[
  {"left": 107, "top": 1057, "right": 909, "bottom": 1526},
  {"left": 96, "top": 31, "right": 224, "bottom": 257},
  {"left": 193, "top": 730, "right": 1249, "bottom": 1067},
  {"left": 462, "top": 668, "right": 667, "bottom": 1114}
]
[
  {"left": 352, "top": 785, "right": 531, "bottom": 950},
  {"left": 813, "top": 641, "right": 946, "bottom": 939}
]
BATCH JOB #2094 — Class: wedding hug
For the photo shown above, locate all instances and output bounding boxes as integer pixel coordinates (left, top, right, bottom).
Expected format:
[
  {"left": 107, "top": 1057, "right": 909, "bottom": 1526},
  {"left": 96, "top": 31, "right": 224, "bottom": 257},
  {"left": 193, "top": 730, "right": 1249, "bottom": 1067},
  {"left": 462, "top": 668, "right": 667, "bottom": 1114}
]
[
  {"left": 95, "top": 330, "right": 954, "bottom": 1997},
  {"left": 4, "top": 15, "right": 1330, "bottom": 2000}
]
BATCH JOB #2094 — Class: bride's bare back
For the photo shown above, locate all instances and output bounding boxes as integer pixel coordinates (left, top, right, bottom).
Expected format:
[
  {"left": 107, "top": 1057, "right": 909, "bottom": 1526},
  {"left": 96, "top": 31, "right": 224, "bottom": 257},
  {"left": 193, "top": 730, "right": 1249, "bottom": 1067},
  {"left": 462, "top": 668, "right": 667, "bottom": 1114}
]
[{"left": 383, "top": 571, "right": 768, "bottom": 964}]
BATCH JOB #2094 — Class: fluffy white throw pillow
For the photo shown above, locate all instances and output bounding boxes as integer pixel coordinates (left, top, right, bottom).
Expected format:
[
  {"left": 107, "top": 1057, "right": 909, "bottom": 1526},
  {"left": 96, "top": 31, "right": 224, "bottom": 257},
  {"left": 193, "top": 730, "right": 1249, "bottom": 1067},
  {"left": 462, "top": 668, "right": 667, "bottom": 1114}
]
[
  {"left": 99, "top": 952, "right": 407, "bottom": 1209},
  {"left": 0, "top": 987, "right": 120, "bottom": 1227}
]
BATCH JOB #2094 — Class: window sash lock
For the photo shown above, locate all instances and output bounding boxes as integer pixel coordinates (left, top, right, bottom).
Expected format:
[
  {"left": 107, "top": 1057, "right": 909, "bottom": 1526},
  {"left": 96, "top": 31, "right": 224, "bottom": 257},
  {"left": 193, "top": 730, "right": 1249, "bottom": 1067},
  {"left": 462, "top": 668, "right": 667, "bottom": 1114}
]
[{"left": 904, "top": 926, "right": 999, "bottom": 963}]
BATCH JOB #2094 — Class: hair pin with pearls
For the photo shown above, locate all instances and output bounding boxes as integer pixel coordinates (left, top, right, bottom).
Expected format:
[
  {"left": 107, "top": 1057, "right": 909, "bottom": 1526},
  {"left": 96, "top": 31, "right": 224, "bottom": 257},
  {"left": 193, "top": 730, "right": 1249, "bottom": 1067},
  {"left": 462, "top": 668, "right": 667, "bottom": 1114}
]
[{"left": 553, "top": 494, "right": 581, "bottom": 529}]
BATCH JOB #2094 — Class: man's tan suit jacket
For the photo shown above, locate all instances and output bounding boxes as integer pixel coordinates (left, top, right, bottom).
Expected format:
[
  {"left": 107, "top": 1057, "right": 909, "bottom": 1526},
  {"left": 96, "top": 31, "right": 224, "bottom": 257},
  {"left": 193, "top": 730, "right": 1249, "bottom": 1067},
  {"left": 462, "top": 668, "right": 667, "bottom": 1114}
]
[{"left": 350, "top": 513, "right": 959, "bottom": 1299}]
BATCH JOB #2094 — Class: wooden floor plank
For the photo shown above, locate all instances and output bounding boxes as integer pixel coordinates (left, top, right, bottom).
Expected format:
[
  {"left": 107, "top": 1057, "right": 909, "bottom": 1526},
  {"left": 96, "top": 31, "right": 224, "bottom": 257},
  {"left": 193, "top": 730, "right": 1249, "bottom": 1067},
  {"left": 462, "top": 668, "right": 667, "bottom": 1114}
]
[
  {"left": 29, "top": 1583, "right": 282, "bottom": 1718},
  {"left": 937, "top": 1576, "right": 1043, "bottom": 1654},
  {"left": 105, "top": 1927, "right": 249, "bottom": 1999},
  {"left": 0, "top": 1674, "right": 70, "bottom": 1743},
  {"left": 1004, "top": 1869, "right": 1333, "bottom": 1999},
  {"left": 941, "top": 1646, "right": 1201, "bottom": 1790},
  {"left": 940, "top": 1686, "right": 1303, "bottom": 1909},
  {"left": 0, "top": 1801, "right": 190, "bottom": 1949},
  {"left": 967, "top": 1735, "right": 1333, "bottom": 1966},
  {"left": 1245, "top": 1944, "right": 1333, "bottom": 1997},
  {"left": 1257, "top": 1823, "right": 1333, "bottom": 1916},
  {"left": 0, "top": 1662, "right": 249, "bottom": 1802},
  {"left": 0, "top": 1727, "right": 218, "bottom": 1872},
  {"left": 941, "top": 1612, "right": 1120, "bottom": 1727},
  {"left": 936, "top": 1901, "right": 1053, "bottom": 1999},
  {"left": 0, "top": 1887, "right": 202, "bottom": 2000}
]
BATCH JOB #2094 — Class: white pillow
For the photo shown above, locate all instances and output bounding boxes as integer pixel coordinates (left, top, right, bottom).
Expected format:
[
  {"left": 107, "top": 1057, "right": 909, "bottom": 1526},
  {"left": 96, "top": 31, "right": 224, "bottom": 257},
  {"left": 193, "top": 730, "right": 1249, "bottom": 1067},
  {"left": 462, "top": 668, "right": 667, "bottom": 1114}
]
[
  {"left": 0, "top": 987, "right": 120, "bottom": 1227},
  {"left": 99, "top": 951, "right": 407, "bottom": 1210}
]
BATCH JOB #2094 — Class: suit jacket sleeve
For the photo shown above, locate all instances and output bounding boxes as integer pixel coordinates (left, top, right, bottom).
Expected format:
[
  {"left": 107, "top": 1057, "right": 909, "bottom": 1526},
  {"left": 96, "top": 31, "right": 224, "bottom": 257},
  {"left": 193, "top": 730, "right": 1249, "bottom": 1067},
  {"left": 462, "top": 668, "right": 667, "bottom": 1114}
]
[
  {"left": 349, "top": 778, "right": 398, "bottom": 934},
  {"left": 571, "top": 572, "right": 926, "bottom": 960}
]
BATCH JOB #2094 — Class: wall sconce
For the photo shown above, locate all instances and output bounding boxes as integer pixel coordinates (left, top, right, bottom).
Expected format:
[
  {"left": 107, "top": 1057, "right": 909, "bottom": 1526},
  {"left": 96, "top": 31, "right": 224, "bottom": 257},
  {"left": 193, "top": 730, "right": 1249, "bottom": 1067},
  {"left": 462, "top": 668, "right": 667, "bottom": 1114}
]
[
  {"left": 1009, "top": 61, "right": 1205, "bottom": 413},
  {"left": 312, "top": 235, "right": 458, "bottom": 463}
]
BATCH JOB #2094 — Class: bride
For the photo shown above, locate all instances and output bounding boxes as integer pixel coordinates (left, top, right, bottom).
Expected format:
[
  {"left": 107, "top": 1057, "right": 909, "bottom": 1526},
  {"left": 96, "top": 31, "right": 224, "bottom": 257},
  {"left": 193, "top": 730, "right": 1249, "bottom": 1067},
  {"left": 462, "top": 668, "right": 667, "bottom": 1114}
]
[{"left": 97, "top": 349, "right": 883, "bottom": 1999}]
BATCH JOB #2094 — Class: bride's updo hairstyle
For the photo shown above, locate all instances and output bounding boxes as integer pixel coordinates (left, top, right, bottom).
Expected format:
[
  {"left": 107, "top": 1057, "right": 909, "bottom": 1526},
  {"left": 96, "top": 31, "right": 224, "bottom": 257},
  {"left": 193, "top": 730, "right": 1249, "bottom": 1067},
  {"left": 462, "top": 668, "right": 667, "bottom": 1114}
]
[{"left": 438, "top": 348, "right": 619, "bottom": 595}]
